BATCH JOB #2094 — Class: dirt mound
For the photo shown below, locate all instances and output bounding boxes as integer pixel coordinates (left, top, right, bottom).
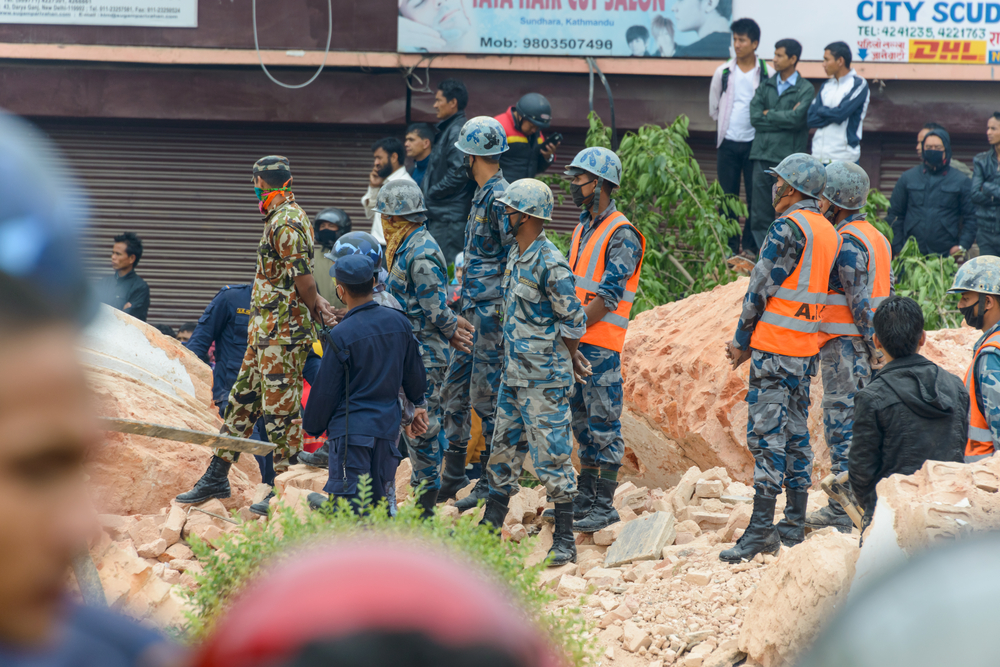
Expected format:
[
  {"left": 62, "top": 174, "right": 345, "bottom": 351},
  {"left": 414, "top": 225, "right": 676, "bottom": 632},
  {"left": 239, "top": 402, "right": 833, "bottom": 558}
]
[{"left": 81, "top": 306, "right": 261, "bottom": 515}]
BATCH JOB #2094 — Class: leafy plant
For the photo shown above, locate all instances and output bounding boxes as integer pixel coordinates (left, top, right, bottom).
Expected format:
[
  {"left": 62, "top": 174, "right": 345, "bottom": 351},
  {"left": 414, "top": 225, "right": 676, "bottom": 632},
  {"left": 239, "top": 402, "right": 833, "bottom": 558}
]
[
  {"left": 891, "top": 236, "right": 962, "bottom": 329},
  {"left": 181, "top": 478, "right": 596, "bottom": 666},
  {"left": 544, "top": 112, "right": 742, "bottom": 314},
  {"left": 861, "top": 188, "right": 893, "bottom": 241}
]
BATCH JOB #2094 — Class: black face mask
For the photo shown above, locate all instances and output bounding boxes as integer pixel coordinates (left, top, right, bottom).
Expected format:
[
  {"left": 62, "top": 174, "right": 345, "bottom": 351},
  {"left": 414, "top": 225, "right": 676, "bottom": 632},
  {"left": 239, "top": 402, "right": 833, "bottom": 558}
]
[
  {"left": 316, "top": 228, "right": 341, "bottom": 248},
  {"left": 464, "top": 157, "right": 475, "bottom": 181},
  {"left": 923, "top": 149, "right": 946, "bottom": 173},
  {"left": 960, "top": 294, "right": 986, "bottom": 328},
  {"left": 570, "top": 182, "right": 593, "bottom": 209}
]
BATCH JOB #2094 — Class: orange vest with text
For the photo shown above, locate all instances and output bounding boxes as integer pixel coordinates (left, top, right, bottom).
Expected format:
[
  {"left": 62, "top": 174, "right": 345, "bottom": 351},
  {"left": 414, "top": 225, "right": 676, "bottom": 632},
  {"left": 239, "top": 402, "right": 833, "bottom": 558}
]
[
  {"left": 569, "top": 211, "right": 646, "bottom": 353},
  {"left": 965, "top": 330, "right": 1000, "bottom": 457},
  {"left": 750, "top": 209, "right": 841, "bottom": 358},
  {"left": 817, "top": 219, "right": 893, "bottom": 347}
]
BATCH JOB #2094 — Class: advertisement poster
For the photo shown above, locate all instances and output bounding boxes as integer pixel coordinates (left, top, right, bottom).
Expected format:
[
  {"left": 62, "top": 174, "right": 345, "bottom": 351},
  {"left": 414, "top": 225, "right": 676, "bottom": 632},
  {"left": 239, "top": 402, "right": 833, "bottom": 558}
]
[
  {"left": 0, "top": 0, "right": 197, "bottom": 27},
  {"left": 397, "top": 0, "right": 1000, "bottom": 64}
]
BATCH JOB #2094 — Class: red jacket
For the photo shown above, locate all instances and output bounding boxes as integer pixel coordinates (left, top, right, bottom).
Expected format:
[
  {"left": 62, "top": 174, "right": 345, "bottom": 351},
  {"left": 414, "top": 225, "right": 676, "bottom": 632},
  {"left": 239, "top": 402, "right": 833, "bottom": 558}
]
[{"left": 494, "top": 107, "right": 553, "bottom": 182}]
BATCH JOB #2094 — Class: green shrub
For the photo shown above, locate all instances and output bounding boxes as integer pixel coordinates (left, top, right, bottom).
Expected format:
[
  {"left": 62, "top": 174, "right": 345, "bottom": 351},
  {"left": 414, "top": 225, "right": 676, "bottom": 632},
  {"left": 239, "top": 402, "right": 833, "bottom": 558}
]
[
  {"left": 891, "top": 236, "right": 962, "bottom": 329},
  {"left": 181, "top": 478, "right": 596, "bottom": 665}
]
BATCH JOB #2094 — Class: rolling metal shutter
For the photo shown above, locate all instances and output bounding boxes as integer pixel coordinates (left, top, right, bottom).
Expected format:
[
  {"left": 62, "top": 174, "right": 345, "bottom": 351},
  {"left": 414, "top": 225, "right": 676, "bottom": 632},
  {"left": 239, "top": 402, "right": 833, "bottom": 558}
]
[{"left": 878, "top": 132, "right": 983, "bottom": 197}]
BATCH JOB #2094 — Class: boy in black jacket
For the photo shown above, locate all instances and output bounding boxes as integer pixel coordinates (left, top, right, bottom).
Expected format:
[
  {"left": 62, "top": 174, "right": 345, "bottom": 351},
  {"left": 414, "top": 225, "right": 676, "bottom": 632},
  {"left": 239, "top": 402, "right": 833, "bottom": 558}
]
[{"left": 849, "top": 296, "right": 967, "bottom": 519}]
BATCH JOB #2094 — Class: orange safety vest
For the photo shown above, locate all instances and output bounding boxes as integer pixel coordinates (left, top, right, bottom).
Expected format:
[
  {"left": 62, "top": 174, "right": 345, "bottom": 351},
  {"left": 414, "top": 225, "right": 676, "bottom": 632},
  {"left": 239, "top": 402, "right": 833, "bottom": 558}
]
[
  {"left": 965, "top": 330, "right": 1000, "bottom": 457},
  {"left": 569, "top": 211, "right": 646, "bottom": 353},
  {"left": 750, "top": 208, "right": 841, "bottom": 358},
  {"left": 817, "top": 219, "right": 893, "bottom": 347}
]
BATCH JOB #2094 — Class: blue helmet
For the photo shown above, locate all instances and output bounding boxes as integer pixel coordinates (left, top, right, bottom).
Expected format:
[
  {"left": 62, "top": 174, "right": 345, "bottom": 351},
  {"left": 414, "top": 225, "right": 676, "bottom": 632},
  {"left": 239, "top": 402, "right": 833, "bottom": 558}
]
[
  {"left": 0, "top": 111, "right": 94, "bottom": 324},
  {"left": 497, "top": 178, "right": 554, "bottom": 221},
  {"left": 331, "top": 231, "right": 384, "bottom": 273},
  {"left": 564, "top": 147, "right": 622, "bottom": 186},
  {"left": 375, "top": 180, "right": 428, "bottom": 223},
  {"left": 454, "top": 116, "right": 509, "bottom": 157}
]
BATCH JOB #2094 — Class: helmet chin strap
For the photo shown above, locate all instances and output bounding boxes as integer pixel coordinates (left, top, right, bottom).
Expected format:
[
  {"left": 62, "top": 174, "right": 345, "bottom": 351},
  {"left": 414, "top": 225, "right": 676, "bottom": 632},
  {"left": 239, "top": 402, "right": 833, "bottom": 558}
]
[{"left": 592, "top": 175, "right": 604, "bottom": 221}]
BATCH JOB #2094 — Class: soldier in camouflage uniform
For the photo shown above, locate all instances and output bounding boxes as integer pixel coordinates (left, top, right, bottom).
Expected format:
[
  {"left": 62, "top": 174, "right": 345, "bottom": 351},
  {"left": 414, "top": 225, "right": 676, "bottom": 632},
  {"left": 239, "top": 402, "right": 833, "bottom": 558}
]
[
  {"left": 177, "top": 156, "right": 336, "bottom": 507},
  {"left": 721, "top": 153, "right": 841, "bottom": 563},
  {"left": 949, "top": 256, "right": 1000, "bottom": 461},
  {"left": 479, "top": 178, "right": 589, "bottom": 568},
  {"left": 440, "top": 116, "right": 515, "bottom": 509},
  {"left": 379, "top": 180, "right": 474, "bottom": 516},
  {"left": 809, "top": 162, "right": 894, "bottom": 535},
  {"left": 559, "top": 147, "right": 646, "bottom": 535}
]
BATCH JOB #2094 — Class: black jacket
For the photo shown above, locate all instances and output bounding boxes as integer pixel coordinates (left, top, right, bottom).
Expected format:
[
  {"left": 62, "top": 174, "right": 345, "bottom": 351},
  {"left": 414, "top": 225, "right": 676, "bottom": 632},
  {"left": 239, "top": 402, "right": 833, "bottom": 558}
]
[
  {"left": 971, "top": 148, "right": 1000, "bottom": 234},
  {"left": 849, "top": 354, "right": 967, "bottom": 514},
  {"left": 495, "top": 106, "right": 552, "bottom": 182},
  {"left": 886, "top": 129, "right": 977, "bottom": 255},
  {"left": 96, "top": 268, "right": 150, "bottom": 322},
  {"left": 422, "top": 111, "right": 475, "bottom": 262}
]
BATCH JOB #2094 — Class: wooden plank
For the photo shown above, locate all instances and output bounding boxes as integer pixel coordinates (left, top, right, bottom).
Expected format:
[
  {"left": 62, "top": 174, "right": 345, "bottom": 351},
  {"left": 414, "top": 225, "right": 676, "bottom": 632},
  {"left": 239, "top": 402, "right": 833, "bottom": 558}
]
[{"left": 101, "top": 417, "right": 275, "bottom": 456}]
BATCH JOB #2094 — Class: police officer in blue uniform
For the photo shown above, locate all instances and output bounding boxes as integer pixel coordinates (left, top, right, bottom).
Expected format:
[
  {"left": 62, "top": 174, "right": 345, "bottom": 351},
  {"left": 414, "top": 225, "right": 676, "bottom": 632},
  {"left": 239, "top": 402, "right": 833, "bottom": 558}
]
[{"left": 185, "top": 284, "right": 321, "bottom": 515}]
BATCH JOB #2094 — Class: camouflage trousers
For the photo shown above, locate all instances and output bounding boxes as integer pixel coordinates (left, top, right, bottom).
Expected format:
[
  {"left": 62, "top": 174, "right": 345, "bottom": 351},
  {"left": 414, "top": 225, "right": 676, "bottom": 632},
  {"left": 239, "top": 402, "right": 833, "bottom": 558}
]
[
  {"left": 216, "top": 343, "right": 309, "bottom": 473},
  {"left": 570, "top": 344, "right": 624, "bottom": 470},
  {"left": 402, "top": 365, "right": 448, "bottom": 490},
  {"left": 746, "top": 351, "right": 818, "bottom": 498},
  {"left": 440, "top": 300, "right": 504, "bottom": 454},
  {"left": 488, "top": 383, "right": 578, "bottom": 504},
  {"left": 820, "top": 337, "right": 872, "bottom": 475}
]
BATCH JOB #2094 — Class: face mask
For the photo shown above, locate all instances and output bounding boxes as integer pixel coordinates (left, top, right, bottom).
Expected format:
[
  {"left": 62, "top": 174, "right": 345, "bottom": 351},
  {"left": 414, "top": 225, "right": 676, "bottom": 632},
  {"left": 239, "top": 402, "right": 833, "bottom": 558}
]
[
  {"left": 823, "top": 206, "right": 838, "bottom": 223},
  {"left": 464, "top": 156, "right": 476, "bottom": 181},
  {"left": 960, "top": 295, "right": 986, "bottom": 328},
  {"left": 316, "top": 228, "right": 341, "bottom": 248},
  {"left": 503, "top": 211, "right": 523, "bottom": 237},
  {"left": 570, "top": 182, "right": 593, "bottom": 209},
  {"left": 254, "top": 187, "right": 266, "bottom": 200},
  {"left": 772, "top": 182, "right": 790, "bottom": 208},
  {"left": 923, "top": 149, "right": 946, "bottom": 172}
]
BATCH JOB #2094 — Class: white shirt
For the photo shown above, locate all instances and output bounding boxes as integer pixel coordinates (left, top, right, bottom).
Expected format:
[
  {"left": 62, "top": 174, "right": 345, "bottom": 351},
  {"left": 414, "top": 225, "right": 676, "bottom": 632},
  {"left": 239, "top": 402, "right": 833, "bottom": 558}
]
[
  {"left": 811, "top": 69, "right": 870, "bottom": 163},
  {"left": 724, "top": 65, "right": 756, "bottom": 143},
  {"left": 361, "top": 166, "right": 417, "bottom": 245}
]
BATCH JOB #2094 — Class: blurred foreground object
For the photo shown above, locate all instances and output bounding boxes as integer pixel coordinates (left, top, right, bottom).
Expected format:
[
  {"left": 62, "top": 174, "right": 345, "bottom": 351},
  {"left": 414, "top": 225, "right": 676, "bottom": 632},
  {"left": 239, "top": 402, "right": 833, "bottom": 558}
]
[{"left": 193, "top": 540, "right": 565, "bottom": 667}]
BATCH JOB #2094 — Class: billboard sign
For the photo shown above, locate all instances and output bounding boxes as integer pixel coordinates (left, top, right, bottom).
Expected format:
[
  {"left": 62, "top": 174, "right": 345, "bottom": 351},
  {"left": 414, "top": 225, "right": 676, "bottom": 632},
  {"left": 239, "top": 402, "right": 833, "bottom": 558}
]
[
  {"left": 0, "top": 0, "right": 197, "bottom": 27},
  {"left": 397, "top": 0, "right": 1000, "bottom": 64}
]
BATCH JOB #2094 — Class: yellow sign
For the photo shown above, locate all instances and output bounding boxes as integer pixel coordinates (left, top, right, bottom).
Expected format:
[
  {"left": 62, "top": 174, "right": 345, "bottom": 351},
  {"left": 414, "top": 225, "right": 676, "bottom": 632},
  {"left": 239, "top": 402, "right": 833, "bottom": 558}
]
[{"left": 908, "top": 39, "right": 987, "bottom": 63}]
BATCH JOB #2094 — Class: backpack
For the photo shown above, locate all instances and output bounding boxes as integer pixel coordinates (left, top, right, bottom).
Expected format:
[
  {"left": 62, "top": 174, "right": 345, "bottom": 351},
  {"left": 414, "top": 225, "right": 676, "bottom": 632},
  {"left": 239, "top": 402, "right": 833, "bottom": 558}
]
[{"left": 721, "top": 58, "right": 769, "bottom": 94}]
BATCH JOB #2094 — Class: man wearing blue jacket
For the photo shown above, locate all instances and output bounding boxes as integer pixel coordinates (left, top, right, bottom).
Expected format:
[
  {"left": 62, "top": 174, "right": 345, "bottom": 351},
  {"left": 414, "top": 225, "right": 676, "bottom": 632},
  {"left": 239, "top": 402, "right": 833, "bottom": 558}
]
[
  {"left": 808, "top": 41, "right": 870, "bottom": 165},
  {"left": 302, "top": 255, "right": 428, "bottom": 509}
]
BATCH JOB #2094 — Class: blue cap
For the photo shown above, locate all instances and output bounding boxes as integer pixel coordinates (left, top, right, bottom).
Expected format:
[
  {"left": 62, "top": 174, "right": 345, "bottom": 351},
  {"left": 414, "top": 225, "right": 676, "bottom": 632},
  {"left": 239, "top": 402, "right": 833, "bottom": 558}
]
[{"left": 334, "top": 254, "right": 375, "bottom": 284}]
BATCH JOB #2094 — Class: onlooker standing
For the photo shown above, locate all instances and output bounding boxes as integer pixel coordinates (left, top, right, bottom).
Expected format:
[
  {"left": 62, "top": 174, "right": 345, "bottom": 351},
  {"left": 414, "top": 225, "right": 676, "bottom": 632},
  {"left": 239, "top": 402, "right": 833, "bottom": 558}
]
[
  {"left": 972, "top": 112, "right": 1000, "bottom": 256},
  {"left": 709, "top": 18, "right": 768, "bottom": 255},
  {"left": 423, "top": 78, "right": 475, "bottom": 263},
  {"left": 919, "top": 122, "right": 973, "bottom": 177},
  {"left": 405, "top": 123, "right": 434, "bottom": 188},
  {"left": 176, "top": 322, "right": 197, "bottom": 343},
  {"left": 808, "top": 41, "right": 870, "bottom": 164},
  {"left": 887, "top": 128, "right": 976, "bottom": 257},
  {"left": 849, "top": 296, "right": 967, "bottom": 520},
  {"left": 746, "top": 38, "right": 814, "bottom": 253},
  {"left": 362, "top": 137, "right": 416, "bottom": 247},
  {"left": 96, "top": 231, "right": 150, "bottom": 321},
  {"left": 494, "top": 93, "right": 560, "bottom": 182}
]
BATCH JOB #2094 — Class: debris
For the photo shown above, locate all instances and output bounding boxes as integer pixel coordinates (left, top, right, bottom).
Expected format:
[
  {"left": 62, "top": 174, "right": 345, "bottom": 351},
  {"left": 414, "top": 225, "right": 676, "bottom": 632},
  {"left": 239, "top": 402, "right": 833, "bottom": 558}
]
[
  {"left": 623, "top": 620, "right": 652, "bottom": 652},
  {"left": 604, "top": 511, "right": 676, "bottom": 567}
]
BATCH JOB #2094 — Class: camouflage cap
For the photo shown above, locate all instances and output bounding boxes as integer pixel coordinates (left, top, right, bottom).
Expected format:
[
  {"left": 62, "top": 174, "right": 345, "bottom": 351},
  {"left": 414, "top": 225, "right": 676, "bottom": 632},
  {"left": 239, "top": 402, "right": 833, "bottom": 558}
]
[
  {"left": 253, "top": 155, "right": 291, "bottom": 176},
  {"left": 376, "top": 180, "right": 428, "bottom": 223},
  {"left": 497, "top": 178, "right": 554, "bottom": 221},
  {"left": 766, "top": 153, "right": 826, "bottom": 199},
  {"left": 455, "top": 116, "right": 509, "bottom": 156},
  {"left": 564, "top": 147, "right": 622, "bottom": 186},
  {"left": 948, "top": 256, "right": 1000, "bottom": 296},
  {"left": 823, "top": 162, "right": 869, "bottom": 211}
]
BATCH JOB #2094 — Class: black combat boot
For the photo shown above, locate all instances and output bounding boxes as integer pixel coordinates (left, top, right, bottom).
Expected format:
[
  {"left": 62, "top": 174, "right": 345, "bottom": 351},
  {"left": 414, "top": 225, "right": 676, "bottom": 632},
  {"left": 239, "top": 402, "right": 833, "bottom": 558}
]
[
  {"left": 455, "top": 448, "right": 491, "bottom": 513},
  {"left": 416, "top": 487, "right": 440, "bottom": 520},
  {"left": 573, "top": 477, "right": 620, "bottom": 533},
  {"left": 479, "top": 494, "right": 510, "bottom": 531},
  {"left": 437, "top": 449, "right": 469, "bottom": 501},
  {"left": 175, "top": 456, "right": 232, "bottom": 504},
  {"left": 543, "top": 468, "right": 597, "bottom": 522},
  {"left": 297, "top": 442, "right": 329, "bottom": 469},
  {"left": 806, "top": 503, "right": 854, "bottom": 533},
  {"left": 548, "top": 503, "right": 578, "bottom": 567},
  {"left": 249, "top": 490, "right": 274, "bottom": 517},
  {"left": 719, "top": 495, "right": 781, "bottom": 563},
  {"left": 775, "top": 488, "right": 809, "bottom": 547}
]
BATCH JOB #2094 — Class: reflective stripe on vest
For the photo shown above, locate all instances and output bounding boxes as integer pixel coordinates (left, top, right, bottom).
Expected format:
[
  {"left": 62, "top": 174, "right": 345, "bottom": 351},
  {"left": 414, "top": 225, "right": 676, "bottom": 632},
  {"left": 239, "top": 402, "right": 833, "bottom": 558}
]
[
  {"left": 965, "top": 331, "right": 1000, "bottom": 457},
  {"left": 749, "top": 209, "right": 842, "bottom": 358},
  {"left": 569, "top": 211, "right": 646, "bottom": 353},
  {"left": 817, "top": 220, "right": 893, "bottom": 347}
]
